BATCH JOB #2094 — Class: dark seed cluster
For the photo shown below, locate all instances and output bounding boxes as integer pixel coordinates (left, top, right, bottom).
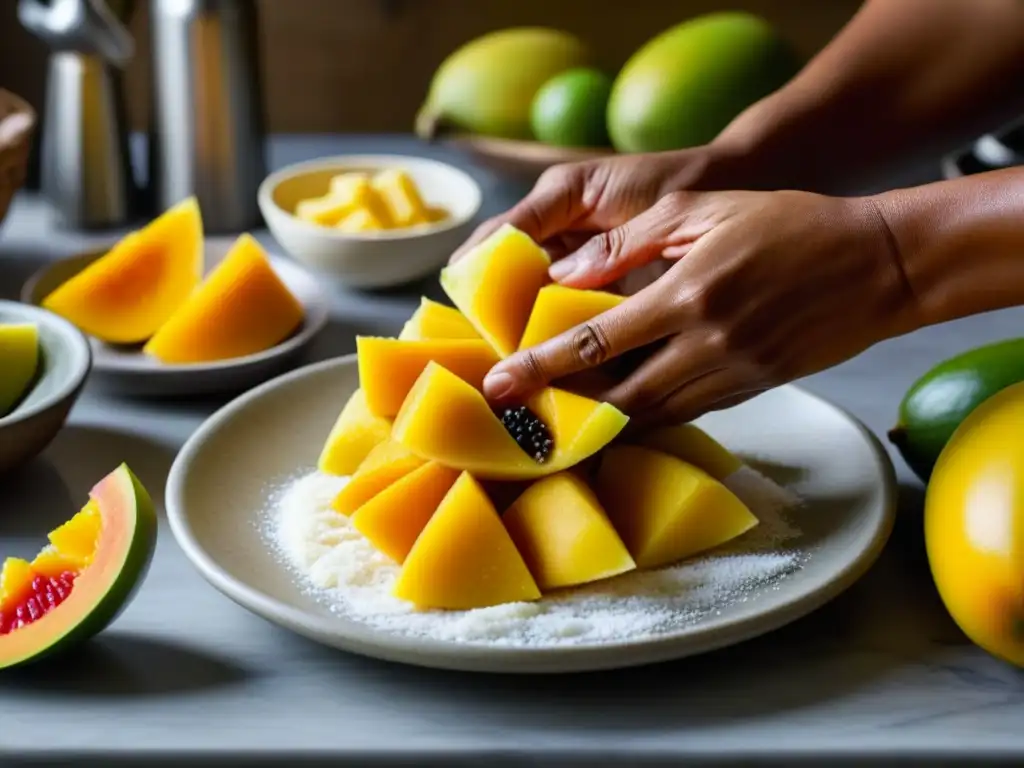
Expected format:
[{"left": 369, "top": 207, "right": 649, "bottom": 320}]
[{"left": 499, "top": 405, "right": 554, "bottom": 464}]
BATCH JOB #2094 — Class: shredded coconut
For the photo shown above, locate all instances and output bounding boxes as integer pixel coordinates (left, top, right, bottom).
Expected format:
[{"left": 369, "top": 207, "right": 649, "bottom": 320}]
[{"left": 263, "top": 468, "right": 806, "bottom": 648}]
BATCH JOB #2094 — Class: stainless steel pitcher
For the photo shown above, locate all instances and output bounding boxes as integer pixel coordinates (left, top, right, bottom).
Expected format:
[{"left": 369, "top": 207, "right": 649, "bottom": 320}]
[
  {"left": 18, "top": 0, "right": 137, "bottom": 229},
  {"left": 147, "top": 0, "right": 267, "bottom": 233}
]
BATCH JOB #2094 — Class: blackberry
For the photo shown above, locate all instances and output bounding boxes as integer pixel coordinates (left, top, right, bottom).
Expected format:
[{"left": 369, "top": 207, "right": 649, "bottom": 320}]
[{"left": 499, "top": 405, "right": 553, "bottom": 463}]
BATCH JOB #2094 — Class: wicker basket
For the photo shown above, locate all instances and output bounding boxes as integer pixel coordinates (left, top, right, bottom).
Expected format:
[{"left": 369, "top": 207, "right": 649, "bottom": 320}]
[{"left": 0, "top": 89, "right": 37, "bottom": 230}]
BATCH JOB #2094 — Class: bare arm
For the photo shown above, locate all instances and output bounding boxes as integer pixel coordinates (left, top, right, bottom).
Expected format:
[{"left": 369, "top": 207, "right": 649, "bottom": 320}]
[{"left": 709, "top": 0, "right": 1024, "bottom": 193}]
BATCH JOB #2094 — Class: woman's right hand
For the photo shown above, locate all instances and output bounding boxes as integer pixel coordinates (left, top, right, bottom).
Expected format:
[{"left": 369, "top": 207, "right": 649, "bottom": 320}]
[{"left": 448, "top": 145, "right": 750, "bottom": 271}]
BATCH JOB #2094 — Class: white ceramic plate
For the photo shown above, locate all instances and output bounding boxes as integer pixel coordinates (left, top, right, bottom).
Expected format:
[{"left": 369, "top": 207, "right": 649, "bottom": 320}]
[
  {"left": 165, "top": 355, "right": 897, "bottom": 674},
  {"left": 22, "top": 237, "right": 330, "bottom": 397}
]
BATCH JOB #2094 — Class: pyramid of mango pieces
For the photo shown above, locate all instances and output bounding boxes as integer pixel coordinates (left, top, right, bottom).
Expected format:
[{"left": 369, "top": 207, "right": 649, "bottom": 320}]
[{"left": 315, "top": 223, "right": 795, "bottom": 611}]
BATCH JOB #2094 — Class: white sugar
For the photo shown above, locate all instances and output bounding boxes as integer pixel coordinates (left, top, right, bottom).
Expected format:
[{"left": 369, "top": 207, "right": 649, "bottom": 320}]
[{"left": 264, "top": 469, "right": 805, "bottom": 648}]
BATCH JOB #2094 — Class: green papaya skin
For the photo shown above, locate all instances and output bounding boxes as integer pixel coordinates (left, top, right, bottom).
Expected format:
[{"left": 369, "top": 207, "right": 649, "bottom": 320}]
[
  {"left": 607, "top": 12, "right": 802, "bottom": 153},
  {"left": 888, "top": 337, "right": 1024, "bottom": 483}
]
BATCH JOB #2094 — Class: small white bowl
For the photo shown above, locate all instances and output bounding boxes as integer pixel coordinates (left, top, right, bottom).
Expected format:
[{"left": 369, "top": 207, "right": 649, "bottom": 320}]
[{"left": 258, "top": 154, "right": 483, "bottom": 290}]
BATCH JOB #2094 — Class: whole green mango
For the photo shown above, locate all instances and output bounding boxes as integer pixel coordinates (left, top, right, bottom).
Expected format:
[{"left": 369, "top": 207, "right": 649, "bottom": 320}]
[
  {"left": 416, "top": 28, "right": 591, "bottom": 141},
  {"left": 607, "top": 12, "right": 801, "bottom": 153}
]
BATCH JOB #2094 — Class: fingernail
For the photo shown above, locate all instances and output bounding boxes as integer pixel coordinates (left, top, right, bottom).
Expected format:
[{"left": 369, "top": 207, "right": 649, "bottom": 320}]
[
  {"left": 483, "top": 371, "right": 515, "bottom": 400},
  {"left": 549, "top": 258, "right": 581, "bottom": 281}
]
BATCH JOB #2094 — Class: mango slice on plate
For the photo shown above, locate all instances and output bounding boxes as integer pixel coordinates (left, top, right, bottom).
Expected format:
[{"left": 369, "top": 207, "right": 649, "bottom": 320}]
[
  {"left": 634, "top": 423, "right": 743, "bottom": 482},
  {"left": 439, "top": 223, "right": 552, "bottom": 357},
  {"left": 391, "top": 361, "right": 628, "bottom": 481},
  {"left": 393, "top": 472, "right": 541, "bottom": 610},
  {"left": 503, "top": 472, "right": 635, "bottom": 591},
  {"left": 518, "top": 284, "right": 625, "bottom": 350},
  {"left": 143, "top": 234, "right": 304, "bottom": 364},
  {"left": 42, "top": 197, "right": 203, "bottom": 344},
  {"left": 594, "top": 445, "right": 759, "bottom": 569},
  {"left": 352, "top": 461, "right": 460, "bottom": 563},
  {"left": 331, "top": 441, "right": 426, "bottom": 516},
  {"left": 398, "top": 298, "right": 480, "bottom": 341},
  {"left": 317, "top": 389, "right": 394, "bottom": 477},
  {"left": 356, "top": 337, "right": 499, "bottom": 418}
]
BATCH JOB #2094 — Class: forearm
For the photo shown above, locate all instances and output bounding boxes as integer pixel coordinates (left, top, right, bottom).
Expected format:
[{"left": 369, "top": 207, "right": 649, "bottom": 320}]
[
  {"left": 875, "top": 166, "right": 1024, "bottom": 330},
  {"left": 711, "top": 0, "right": 1024, "bottom": 194}
]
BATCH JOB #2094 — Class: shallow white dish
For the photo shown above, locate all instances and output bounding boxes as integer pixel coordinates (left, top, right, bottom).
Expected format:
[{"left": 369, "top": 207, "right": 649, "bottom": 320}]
[
  {"left": 21, "top": 237, "right": 330, "bottom": 398},
  {"left": 166, "top": 354, "right": 897, "bottom": 674},
  {"left": 258, "top": 154, "right": 482, "bottom": 290}
]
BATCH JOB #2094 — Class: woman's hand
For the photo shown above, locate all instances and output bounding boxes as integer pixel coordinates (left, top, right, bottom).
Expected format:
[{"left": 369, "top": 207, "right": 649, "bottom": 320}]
[
  {"left": 449, "top": 146, "right": 748, "bottom": 268},
  {"left": 482, "top": 189, "right": 922, "bottom": 427}
]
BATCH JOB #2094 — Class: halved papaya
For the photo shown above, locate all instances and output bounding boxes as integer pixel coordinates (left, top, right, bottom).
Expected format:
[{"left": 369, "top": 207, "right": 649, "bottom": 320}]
[
  {"left": 518, "top": 284, "right": 625, "bottom": 351},
  {"left": 398, "top": 297, "right": 480, "bottom": 341},
  {"left": 594, "top": 445, "right": 759, "bottom": 570},
  {"left": 42, "top": 197, "right": 203, "bottom": 344},
  {"left": 356, "top": 337, "right": 499, "bottom": 418},
  {"left": 439, "top": 223, "right": 552, "bottom": 357},
  {"left": 391, "top": 362, "right": 629, "bottom": 480},
  {"left": 393, "top": 472, "right": 541, "bottom": 609},
  {"left": 0, "top": 463, "right": 158, "bottom": 669},
  {"left": 143, "top": 233, "right": 305, "bottom": 364},
  {"left": 0, "top": 323, "right": 39, "bottom": 417}
]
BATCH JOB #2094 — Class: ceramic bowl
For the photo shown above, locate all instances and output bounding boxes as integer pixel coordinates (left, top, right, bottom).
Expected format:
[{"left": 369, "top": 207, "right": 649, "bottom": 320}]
[
  {"left": 258, "top": 154, "right": 483, "bottom": 290},
  {"left": 0, "top": 300, "right": 91, "bottom": 475}
]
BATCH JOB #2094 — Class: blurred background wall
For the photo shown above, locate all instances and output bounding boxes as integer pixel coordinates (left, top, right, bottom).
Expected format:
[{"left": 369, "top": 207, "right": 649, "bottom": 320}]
[{"left": 0, "top": 0, "right": 861, "bottom": 135}]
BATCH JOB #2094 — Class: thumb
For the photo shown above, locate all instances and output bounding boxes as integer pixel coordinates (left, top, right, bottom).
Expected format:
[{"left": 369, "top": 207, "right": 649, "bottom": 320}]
[
  {"left": 548, "top": 191, "right": 698, "bottom": 290},
  {"left": 482, "top": 280, "right": 675, "bottom": 403}
]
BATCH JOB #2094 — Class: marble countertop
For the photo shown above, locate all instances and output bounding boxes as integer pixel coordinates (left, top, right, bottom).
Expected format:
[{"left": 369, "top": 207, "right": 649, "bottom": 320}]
[{"left": 2, "top": 135, "right": 1023, "bottom": 766}]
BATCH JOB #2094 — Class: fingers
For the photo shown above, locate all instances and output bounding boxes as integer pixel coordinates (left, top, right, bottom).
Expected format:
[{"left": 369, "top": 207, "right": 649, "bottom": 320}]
[
  {"left": 449, "top": 165, "right": 586, "bottom": 264},
  {"left": 482, "top": 282, "right": 676, "bottom": 403},
  {"left": 549, "top": 192, "right": 701, "bottom": 290}
]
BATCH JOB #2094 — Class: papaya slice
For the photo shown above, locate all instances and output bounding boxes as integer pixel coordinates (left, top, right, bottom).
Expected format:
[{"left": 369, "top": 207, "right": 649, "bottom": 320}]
[
  {"left": 0, "top": 463, "right": 158, "bottom": 669},
  {"left": 594, "top": 445, "right": 759, "bottom": 570},
  {"left": 391, "top": 361, "right": 629, "bottom": 481},
  {"left": 143, "top": 233, "right": 305, "bottom": 364},
  {"left": 393, "top": 472, "right": 541, "bottom": 609},
  {"left": 0, "top": 323, "right": 39, "bottom": 418},
  {"left": 518, "top": 284, "right": 625, "bottom": 351},
  {"left": 356, "top": 337, "right": 499, "bottom": 418},
  {"left": 634, "top": 424, "right": 743, "bottom": 482},
  {"left": 439, "top": 223, "right": 552, "bottom": 357},
  {"left": 398, "top": 297, "right": 480, "bottom": 341},
  {"left": 318, "top": 389, "right": 394, "bottom": 477},
  {"left": 330, "top": 441, "right": 426, "bottom": 515},
  {"left": 42, "top": 197, "right": 203, "bottom": 344}
]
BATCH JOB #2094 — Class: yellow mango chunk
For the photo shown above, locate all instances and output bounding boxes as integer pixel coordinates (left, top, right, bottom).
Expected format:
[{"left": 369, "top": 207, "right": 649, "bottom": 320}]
[
  {"left": 398, "top": 297, "right": 480, "bottom": 341},
  {"left": 331, "top": 441, "right": 426, "bottom": 516},
  {"left": 317, "top": 389, "right": 393, "bottom": 476},
  {"left": 47, "top": 501, "right": 102, "bottom": 565},
  {"left": 518, "top": 284, "right": 625, "bottom": 351},
  {"left": 352, "top": 461, "right": 460, "bottom": 563},
  {"left": 336, "top": 207, "right": 386, "bottom": 233},
  {"left": 143, "top": 233, "right": 305, "bottom": 364},
  {"left": 393, "top": 472, "right": 541, "bottom": 609},
  {"left": 634, "top": 424, "right": 743, "bottom": 482},
  {"left": 594, "top": 445, "right": 759, "bottom": 570},
  {"left": 42, "top": 197, "right": 203, "bottom": 344},
  {"left": 0, "top": 323, "right": 39, "bottom": 417},
  {"left": 0, "top": 558, "right": 34, "bottom": 604},
  {"left": 356, "top": 337, "right": 500, "bottom": 418},
  {"left": 503, "top": 472, "right": 635, "bottom": 591},
  {"left": 392, "top": 361, "right": 628, "bottom": 481},
  {"left": 425, "top": 206, "right": 451, "bottom": 224},
  {"left": 295, "top": 173, "right": 391, "bottom": 227},
  {"left": 371, "top": 169, "right": 428, "bottom": 227},
  {"left": 439, "top": 223, "right": 552, "bottom": 357}
]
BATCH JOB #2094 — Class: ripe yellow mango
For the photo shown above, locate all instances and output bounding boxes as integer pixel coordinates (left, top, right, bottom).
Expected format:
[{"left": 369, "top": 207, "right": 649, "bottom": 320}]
[
  {"left": 356, "top": 337, "right": 500, "bottom": 418},
  {"left": 352, "top": 461, "right": 460, "bottom": 563},
  {"left": 336, "top": 207, "right": 386, "bottom": 233},
  {"left": 393, "top": 472, "right": 541, "bottom": 609},
  {"left": 398, "top": 297, "right": 481, "bottom": 341},
  {"left": 295, "top": 173, "right": 391, "bottom": 227},
  {"left": 634, "top": 424, "right": 743, "bottom": 482},
  {"left": 595, "top": 445, "right": 759, "bottom": 569},
  {"left": 371, "top": 169, "right": 429, "bottom": 227},
  {"left": 518, "top": 284, "right": 624, "bottom": 350},
  {"left": 392, "top": 362, "right": 628, "bottom": 481},
  {"left": 331, "top": 441, "right": 425, "bottom": 516},
  {"left": 317, "top": 389, "right": 393, "bottom": 476},
  {"left": 439, "top": 223, "right": 552, "bottom": 357},
  {"left": 503, "top": 472, "right": 635, "bottom": 590}
]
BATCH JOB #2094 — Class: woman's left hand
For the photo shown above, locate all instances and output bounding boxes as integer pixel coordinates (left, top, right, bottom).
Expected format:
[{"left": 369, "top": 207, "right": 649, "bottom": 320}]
[{"left": 482, "top": 189, "right": 922, "bottom": 427}]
